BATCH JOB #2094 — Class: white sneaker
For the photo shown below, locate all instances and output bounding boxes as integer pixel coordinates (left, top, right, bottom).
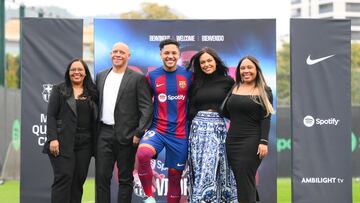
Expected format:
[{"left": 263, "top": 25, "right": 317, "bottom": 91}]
[{"left": 144, "top": 196, "right": 156, "bottom": 203}]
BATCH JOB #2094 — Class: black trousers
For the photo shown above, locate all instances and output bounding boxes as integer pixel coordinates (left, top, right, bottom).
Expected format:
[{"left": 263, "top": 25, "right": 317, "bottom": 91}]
[
  {"left": 49, "top": 137, "right": 92, "bottom": 203},
  {"left": 95, "top": 125, "right": 137, "bottom": 203}
]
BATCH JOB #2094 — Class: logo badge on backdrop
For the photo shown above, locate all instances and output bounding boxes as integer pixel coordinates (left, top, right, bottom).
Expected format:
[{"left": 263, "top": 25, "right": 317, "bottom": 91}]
[
  {"left": 42, "top": 84, "right": 53, "bottom": 103},
  {"left": 303, "top": 115, "right": 315, "bottom": 127},
  {"left": 306, "top": 54, "right": 335, "bottom": 66},
  {"left": 303, "top": 115, "right": 340, "bottom": 127}
]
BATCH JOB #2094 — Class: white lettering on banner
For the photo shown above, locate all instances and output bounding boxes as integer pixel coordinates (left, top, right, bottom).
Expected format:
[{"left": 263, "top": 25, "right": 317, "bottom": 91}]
[
  {"left": 176, "top": 35, "right": 195, "bottom": 41},
  {"left": 301, "top": 177, "right": 344, "bottom": 184},
  {"left": 303, "top": 115, "right": 340, "bottom": 127},
  {"left": 156, "top": 160, "right": 168, "bottom": 172},
  {"left": 149, "top": 35, "right": 171, "bottom": 41},
  {"left": 133, "top": 186, "right": 145, "bottom": 198},
  {"left": 201, "top": 35, "right": 224, "bottom": 41},
  {"left": 155, "top": 178, "right": 188, "bottom": 196},
  {"left": 133, "top": 177, "right": 188, "bottom": 197},
  {"left": 38, "top": 136, "right": 47, "bottom": 146},
  {"left": 40, "top": 114, "right": 47, "bottom": 123},
  {"left": 32, "top": 113, "right": 48, "bottom": 146},
  {"left": 32, "top": 124, "right": 47, "bottom": 136},
  {"left": 156, "top": 178, "right": 167, "bottom": 196},
  {"left": 316, "top": 118, "right": 340, "bottom": 126}
]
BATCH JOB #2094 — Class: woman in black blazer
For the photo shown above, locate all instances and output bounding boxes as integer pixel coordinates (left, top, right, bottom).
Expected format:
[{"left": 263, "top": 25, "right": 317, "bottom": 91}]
[{"left": 43, "top": 58, "right": 98, "bottom": 203}]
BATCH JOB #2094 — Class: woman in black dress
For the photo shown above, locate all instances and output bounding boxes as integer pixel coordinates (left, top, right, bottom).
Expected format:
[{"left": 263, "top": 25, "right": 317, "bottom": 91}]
[{"left": 225, "top": 55, "right": 274, "bottom": 203}]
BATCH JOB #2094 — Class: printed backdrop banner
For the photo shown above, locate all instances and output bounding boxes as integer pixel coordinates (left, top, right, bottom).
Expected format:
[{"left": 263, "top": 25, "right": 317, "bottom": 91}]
[
  {"left": 94, "top": 19, "right": 277, "bottom": 203},
  {"left": 20, "top": 18, "right": 83, "bottom": 203},
  {"left": 291, "top": 19, "right": 352, "bottom": 203}
]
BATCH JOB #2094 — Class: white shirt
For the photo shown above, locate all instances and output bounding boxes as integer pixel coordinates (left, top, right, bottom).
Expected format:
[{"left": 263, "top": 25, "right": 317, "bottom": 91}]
[{"left": 101, "top": 70, "right": 124, "bottom": 125}]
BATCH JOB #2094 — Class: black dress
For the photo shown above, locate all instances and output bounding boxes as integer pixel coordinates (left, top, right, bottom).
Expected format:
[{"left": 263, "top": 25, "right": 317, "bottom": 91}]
[{"left": 225, "top": 89, "right": 272, "bottom": 202}]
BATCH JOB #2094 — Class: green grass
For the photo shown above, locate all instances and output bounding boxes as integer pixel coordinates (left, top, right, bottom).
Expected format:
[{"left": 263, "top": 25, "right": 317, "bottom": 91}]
[
  {"left": 354, "top": 178, "right": 360, "bottom": 203},
  {"left": 277, "top": 178, "right": 292, "bottom": 203},
  {"left": 82, "top": 178, "right": 95, "bottom": 203},
  {"left": 0, "top": 178, "right": 359, "bottom": 202},
  {"left": 0, "top": 180, "right": 19, "bottom": 203},
  {"left": 0, "top": 178, "right": 95, "bottom": 203}
]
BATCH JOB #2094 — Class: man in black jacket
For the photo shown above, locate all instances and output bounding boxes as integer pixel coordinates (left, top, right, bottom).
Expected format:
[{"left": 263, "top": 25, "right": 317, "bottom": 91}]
[{"left": 95, "top": 42, "right": 153, "bottom": 203}]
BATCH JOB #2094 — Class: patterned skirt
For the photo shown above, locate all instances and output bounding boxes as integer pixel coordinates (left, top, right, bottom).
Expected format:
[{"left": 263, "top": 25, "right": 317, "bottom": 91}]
[{"left": 188, "top": 111, "right": 238, "bottom": 203}]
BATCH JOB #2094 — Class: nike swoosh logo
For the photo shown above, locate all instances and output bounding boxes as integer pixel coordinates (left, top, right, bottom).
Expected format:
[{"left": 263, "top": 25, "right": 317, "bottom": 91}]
[
  {"left": 156, "top": 83, "right": 164, "bottom": 88},
  {"left": 176, "top": 163, "right": 184, "bottom": 167},
  {"left": 306, "top": 54, "right": 335, "bottom": 65}
]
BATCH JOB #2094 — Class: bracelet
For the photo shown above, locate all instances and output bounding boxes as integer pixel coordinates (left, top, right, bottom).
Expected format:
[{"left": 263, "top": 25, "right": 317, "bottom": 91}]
[{"left": 260, "top": 139, "right": 268, "bottom": 143}]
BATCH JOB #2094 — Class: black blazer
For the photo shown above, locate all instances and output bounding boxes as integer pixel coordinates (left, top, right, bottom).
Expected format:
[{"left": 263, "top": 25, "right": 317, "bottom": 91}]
[
  {"left": 43, "top": 82, "right": 98, "bottom": 157},
  {"left": 96, "top": 67, "right": 153, "bottom": 145}
]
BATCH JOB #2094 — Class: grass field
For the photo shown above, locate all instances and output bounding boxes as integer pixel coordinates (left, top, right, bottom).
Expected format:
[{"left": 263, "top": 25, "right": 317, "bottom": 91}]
[{"left": 0, "top": 178, "right": 359, "bottom": 202}]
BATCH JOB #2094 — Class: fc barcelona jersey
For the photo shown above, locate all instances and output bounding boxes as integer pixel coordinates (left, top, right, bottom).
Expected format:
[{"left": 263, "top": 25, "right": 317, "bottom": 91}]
[{"left": 146, "top": 66, "right": 192, "bottom": 139}]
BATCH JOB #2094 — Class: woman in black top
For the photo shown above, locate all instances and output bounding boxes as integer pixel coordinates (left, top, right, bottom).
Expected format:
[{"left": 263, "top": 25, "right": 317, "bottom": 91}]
[
  {"left": 225, "top": 55, "right": 274, "bottom": 203},
  {"left": 43, "top": 58, "right": 98, "bottom": 203},
  {"left": 187, "top": 47, "right": 237, "bottom": 203}
]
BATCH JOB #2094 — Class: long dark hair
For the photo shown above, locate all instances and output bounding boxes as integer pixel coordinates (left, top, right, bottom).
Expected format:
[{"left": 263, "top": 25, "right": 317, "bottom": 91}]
[
  {"left": 63, "top": 58, "right": 98, "bottom": 101},
  {"left": 235, "top": 55, "right": 273, "bottom": 116},
  {"left": 187, "top": 47, "right": 229, "bottom": 92}
]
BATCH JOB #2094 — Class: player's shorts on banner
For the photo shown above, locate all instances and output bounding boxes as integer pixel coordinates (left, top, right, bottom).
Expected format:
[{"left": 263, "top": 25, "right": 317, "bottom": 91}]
[{"left": 140, "top": 129, "right": 188, "bottom": 170}]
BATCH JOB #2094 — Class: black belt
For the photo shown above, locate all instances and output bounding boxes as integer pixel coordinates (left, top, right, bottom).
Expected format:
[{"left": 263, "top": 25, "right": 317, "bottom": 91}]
[{"left": 101, "top": 122, "right": 115, "bottom": 129}]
